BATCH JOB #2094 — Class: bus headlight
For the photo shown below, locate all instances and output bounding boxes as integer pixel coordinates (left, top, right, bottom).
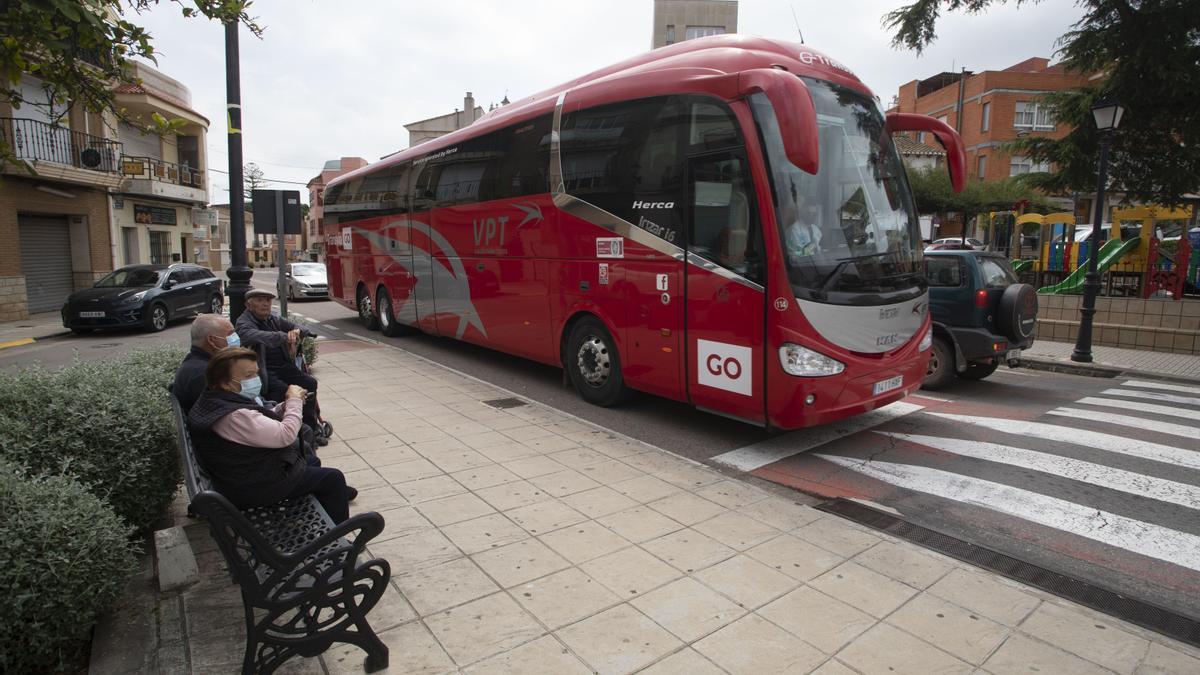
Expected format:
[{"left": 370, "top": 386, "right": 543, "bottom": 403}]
[
  {"left": 919, "top": 328, "right": 932, "bottom": 352},
  {"left": 779, "top": 343, "right": 845, "bottom": 377}
]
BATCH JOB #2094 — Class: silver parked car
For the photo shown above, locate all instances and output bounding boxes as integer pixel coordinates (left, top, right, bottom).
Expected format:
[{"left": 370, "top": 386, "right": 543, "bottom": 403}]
[{"left": 285, "top": 262, "right": 329, "bottom": 300}]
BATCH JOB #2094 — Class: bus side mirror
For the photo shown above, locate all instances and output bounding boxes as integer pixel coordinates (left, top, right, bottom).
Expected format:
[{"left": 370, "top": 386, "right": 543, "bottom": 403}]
[
  {"left": 886, "top": 112, "right": 967, "bottom": 193},
  {"left": 738, "top": 68, "right": 819, "bottom": 175}
]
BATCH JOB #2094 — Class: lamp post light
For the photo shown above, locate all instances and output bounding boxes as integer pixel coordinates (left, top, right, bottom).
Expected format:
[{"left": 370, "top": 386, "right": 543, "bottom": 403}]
[{"left": 1071, "top": 95, "right": 1126, "bottom": 363}]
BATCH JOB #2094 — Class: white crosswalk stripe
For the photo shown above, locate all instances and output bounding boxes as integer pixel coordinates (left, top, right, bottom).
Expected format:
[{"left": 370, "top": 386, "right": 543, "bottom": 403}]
[
  {"left": 927, "top": 412, "right": 1200, "bottom": 470},
  {"left": 817, "top": 380, "right": 1200, "bottom": 574},
  {"left": 878, "top": 432, "right": 1200, "bottom": 510},
  {"left": 1074, "top": 396, "right": 1200, "bottom": 422},
  {"left": 1122, "top": 379, "right": 1200, "bottom": 396},
  {"left": 1046, "top": 407, "right": 1200, "bottom": 441},
  {"left": 815, "top": 455, "right": 1200, "bottom": 573},
  {"left": 1101, "top": 388, "right": 1200, "bottom": 407},
  {"left": 710, "top": 401, "right": 924, "bottom": 472}
]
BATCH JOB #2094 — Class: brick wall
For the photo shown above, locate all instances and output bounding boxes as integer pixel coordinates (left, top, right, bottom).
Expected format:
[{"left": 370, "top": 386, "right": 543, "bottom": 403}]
[
  {"left": 1036, "top": 295, "right": 1200, "bottom": 355},
  {"left": 893, "top": 65, "right": 1091, "bottom": 183}
]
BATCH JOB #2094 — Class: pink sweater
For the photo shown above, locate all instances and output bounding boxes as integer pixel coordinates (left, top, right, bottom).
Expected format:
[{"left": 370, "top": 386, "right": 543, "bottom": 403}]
[{"left": 212, "top": 397, "right": 303, "bottom": 448}]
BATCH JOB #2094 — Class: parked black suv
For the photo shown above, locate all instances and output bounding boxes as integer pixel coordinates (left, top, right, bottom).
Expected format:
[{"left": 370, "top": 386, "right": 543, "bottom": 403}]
[
  {"left": 923, "top": 250, "right": 1038, "bottom": 389},
  {"left": 62, "top": 264, "right": 224, "bottom": 333}
]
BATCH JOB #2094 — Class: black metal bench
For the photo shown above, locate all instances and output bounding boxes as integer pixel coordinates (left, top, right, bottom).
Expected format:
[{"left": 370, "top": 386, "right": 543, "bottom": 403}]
[{"left": 169, "top": 394, "right": 391, "bottom": 674}]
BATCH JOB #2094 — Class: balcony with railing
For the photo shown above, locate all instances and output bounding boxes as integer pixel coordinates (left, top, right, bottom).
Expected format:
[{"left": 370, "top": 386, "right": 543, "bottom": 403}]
[
  {"left": 1, "top": 117, "right": 123, "bottom": 173},
  {"left": 120, "top": 155, "right": 207, "bottom": 204}
]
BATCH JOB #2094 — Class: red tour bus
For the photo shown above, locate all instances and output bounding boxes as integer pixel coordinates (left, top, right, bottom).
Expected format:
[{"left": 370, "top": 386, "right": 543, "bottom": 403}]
[{"left": 322, "top": 35, "right": 965, "bottom": 430}]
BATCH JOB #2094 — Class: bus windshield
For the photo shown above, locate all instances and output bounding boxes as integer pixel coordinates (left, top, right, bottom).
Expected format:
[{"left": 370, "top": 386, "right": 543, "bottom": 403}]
[{"left": 751, "top": 77, "right": 923, "bottom": 304}]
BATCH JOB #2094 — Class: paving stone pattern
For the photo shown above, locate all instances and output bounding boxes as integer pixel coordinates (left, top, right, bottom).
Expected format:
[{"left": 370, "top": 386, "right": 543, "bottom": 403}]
[
  {"left": 147, "top": 344, "right": 1200, "bottom": 674},
  {"left": 1027, "top": 339, "right": 1200, "bottom": 379}
]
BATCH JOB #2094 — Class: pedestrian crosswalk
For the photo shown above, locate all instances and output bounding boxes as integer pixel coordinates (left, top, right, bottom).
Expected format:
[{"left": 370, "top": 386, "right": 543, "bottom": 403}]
[
  {"left": 722, "top": 378, "right": 1200, "bottom": 593},
  {"left": 815, "top": 454, "right": 1200, "bottom": 573}
]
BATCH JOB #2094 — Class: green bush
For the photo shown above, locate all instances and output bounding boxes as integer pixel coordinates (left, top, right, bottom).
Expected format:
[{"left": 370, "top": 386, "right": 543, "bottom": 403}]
[
  {"left": 301, "top": 334, "right": 319, "bottom": 366},
  {"left": 0, "top": 345, "right": 185, "bottom": 532},
  {"left": 0, "top": 460, "right": 136, "bottom": 674}
]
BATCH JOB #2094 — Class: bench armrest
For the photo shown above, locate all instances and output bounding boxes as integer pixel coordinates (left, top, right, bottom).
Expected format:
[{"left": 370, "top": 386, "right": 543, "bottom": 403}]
[{"left": 278, "top": 510, "right": 385, "bottom": 568}]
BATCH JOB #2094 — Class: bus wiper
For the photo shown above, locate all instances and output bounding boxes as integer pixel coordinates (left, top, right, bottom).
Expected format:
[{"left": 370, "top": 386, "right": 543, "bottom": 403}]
[{"left": 819, "top": 250, "right": 898, "bottom": 293}]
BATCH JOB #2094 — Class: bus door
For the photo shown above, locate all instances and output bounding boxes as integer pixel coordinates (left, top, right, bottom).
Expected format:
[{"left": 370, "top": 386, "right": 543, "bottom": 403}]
[
  {"left": 684, "top": 149, "right": 767, "bottom": 424},
  {"left": 410, "top": 160, "right": 440, "bottom": 334}
]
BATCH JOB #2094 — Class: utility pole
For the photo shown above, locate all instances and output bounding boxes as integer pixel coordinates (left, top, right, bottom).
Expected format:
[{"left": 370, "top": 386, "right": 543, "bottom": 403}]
[{"left": 224, "top": 20, "right": 251, "bottom": 323}]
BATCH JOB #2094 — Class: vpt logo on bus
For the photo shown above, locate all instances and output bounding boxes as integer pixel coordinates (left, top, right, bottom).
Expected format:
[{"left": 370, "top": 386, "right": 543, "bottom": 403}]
[{"left": 697, "top": 339, "right": 753, "bottom": 396}]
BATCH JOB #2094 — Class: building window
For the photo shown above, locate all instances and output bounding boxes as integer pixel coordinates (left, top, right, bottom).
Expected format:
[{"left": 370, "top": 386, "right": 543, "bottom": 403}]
[
  {"left": 666, "top": 24, "right": 675, "bottom": 44},
  {"left": 1014, "top": 101, "right": 1055, "bottom": 130},
  {"left": 917, "top": 131, "right": 926, "bottom": 144},
  {"left": 685, "top": 26, "right": 725, "bottom": 40},
  {"left": 981, "top": 102, "right": 990, "bottom": 132},
  {"left": 149, "top": 231, "right": 170, "bottom": 265},
  {"left": 977, "top": 155, "right": 987, "bottom": 180},
  {"left": 1009, "top": 156, "right": 1051, "bottom": 176}
]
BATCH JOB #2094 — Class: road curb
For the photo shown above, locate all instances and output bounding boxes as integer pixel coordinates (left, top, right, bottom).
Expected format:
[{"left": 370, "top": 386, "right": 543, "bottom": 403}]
[
  {"left": 0, "top": 329, "right": 72, "bottom": 350},
  {"left": 1021, "top": 355, "right": 1200, "bottom": 386}
]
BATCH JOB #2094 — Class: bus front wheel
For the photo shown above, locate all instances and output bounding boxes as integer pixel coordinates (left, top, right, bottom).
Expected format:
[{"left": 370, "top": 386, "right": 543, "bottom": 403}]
[{"left": 566, "top": 317, "right": 631, "bottom": 407}]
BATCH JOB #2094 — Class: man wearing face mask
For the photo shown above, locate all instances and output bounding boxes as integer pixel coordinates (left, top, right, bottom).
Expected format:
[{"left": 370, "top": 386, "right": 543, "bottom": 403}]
[
  {"left": 174, "top": 314, "right": 243, "bottom": 414},
  {"left": 235, "top": 288, "right": 328, "bottom": 444},
  {"left": 187, "top": 348, "right": 354, "bottom": 522}
]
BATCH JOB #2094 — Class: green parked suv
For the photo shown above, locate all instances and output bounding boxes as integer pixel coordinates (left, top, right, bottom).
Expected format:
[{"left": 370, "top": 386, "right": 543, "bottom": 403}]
[{"left": 922, "top": 250, "right": 1039, "bottom": 389}]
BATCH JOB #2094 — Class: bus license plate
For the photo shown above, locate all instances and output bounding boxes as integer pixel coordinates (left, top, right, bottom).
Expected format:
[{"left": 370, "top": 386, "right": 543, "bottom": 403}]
[
  {"left": 79, "top": 311, "right": 105, "bottom": 318},
  {"left": 872, "top": 375, "right": 903, "bottom": 396}
]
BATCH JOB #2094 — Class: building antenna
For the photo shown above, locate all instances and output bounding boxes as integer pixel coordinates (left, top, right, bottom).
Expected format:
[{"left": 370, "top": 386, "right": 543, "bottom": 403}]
[{"left": 790, "top": 5, "right": 805, "bottom": 44}]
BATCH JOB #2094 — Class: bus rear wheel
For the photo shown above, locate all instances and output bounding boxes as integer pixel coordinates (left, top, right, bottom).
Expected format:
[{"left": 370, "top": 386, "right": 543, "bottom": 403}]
[
  {"left": 357, "top": 286, "right": 379, "bottom": 331},
  {"left": 377, "top": 288, "right": 412, "bottom": 337},
  {"left": 566, "top": 317, "right": 630, "bottom": 407}
]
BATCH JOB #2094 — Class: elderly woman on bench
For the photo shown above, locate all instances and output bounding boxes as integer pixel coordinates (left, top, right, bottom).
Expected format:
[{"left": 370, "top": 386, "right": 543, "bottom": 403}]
[{"left": 187, "top": 347, "right": 353, "bottom": 523}]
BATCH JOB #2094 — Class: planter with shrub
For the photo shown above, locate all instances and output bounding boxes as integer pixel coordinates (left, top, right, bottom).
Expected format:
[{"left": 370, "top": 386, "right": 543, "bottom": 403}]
[
  {"left": 0, "top": 460, "right": 136, "bottom": 673},
  {"left": 0, "top": 345, "right": 184, "bottom": 532}
]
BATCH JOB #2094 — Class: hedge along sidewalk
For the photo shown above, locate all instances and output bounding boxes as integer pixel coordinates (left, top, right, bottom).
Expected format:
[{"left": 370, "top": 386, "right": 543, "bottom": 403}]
[{"left": 95, "top": 340, "right": 1200, "bottom": 675}]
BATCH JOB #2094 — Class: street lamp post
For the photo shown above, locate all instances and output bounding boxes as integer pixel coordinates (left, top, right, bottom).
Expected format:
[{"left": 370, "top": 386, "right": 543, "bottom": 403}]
[
  {"left": 1071, "top": 96, "right": 1126, "bottom": 363},
  {"left": 223, "top": 20, "right": 252, "bottom": 323}
]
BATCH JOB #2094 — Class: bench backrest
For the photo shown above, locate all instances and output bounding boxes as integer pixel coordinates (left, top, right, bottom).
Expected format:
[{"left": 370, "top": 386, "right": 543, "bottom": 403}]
[{"left": 170, "top": 393, "right": 213, "bottom": 499}]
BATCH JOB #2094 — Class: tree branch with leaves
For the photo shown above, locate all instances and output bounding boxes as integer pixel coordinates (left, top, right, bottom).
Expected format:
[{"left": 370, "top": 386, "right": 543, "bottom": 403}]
[
  {"left": 884, "top": 0, "right": 1200, "bottom": 206},
  {"left": 0, "top": 0, "right": 263, "bottom": 171}
]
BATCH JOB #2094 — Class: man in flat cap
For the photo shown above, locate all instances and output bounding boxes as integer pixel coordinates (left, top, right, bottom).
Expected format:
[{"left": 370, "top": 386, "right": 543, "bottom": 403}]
[{"left": 235, "top": 288, "right": 328, "bottom": 444}]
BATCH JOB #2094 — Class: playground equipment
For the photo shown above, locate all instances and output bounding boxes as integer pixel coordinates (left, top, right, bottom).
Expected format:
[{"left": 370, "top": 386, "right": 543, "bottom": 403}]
[
  {"left": 1122, "top": 205, "right": 1196, "bottom": 298},
  {"left": 1031, "top": 205, "right": 1194, "bottom": 298},
  {"left": 1038, "top": 237, "right": 1141, "bottom": 294}
]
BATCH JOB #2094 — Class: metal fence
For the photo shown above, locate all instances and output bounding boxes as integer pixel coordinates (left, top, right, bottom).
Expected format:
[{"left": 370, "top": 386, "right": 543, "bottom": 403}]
[{"left": 0, "top": 117, "right": 123, "bottom": 172}]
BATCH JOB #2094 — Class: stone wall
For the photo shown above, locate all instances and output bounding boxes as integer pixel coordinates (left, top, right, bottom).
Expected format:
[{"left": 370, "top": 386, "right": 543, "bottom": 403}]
[
  {"left": 1036, "top": 295, "right": 1200, "bottom": 355},
  {"left": 0, "top": 276, "right": 29, "bottom": 321}
]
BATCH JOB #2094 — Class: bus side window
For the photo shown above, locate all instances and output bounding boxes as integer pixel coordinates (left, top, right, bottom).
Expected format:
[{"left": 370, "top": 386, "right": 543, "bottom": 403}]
[
  {"left": 412, "top": 163, "right": 439, "bottom": 212},
  {"left": 561, "top": 96, "right": 685, "bottom": 246},
  {"left": 497, "top": 115, "right": 552, "bottom": 198},
  {"left": 683, "top": 98, "right": 761, "bottom": 283},
  {"left": 688, "top": 152, "right": 762, "bottom": 284}
]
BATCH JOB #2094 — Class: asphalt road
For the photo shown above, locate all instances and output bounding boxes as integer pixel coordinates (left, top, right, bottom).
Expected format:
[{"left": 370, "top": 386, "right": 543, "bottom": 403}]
[{"left": 5, "top": 268, "right": 1198, "bottom": 630}]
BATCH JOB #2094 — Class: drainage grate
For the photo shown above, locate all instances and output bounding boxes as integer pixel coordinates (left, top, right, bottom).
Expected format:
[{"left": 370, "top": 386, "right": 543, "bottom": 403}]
[
  {"left": 482, "top": 397, "right": 528, "bottom": 410},
  {"left": 818, "top": 498, "right": 1200, "bottom": 647}
]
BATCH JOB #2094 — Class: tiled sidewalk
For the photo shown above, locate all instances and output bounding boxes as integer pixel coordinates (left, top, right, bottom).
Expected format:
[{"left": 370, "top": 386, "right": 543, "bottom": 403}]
[
  {"left": 152, "top": 340, "right": 1200, "bottom": 675},
  {"left": 0, "top": 311, "right": 69, "bottom": 346},
  {"left": 1024, "top": 338, "right": 1200, "bottom": 380}
]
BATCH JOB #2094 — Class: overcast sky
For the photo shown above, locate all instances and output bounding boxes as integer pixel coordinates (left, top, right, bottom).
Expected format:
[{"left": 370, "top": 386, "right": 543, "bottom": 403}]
[{"left": 129, "top": 0, "right": 1083, "bottom": 205}]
